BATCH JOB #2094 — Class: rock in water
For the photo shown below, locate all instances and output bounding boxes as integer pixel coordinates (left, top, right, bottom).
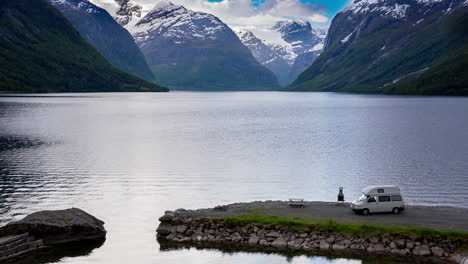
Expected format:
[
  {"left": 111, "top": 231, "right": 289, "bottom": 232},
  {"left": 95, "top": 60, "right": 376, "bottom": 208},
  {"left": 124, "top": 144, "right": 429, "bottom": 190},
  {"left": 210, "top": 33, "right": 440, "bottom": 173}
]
[
  {"left": 0, "top": 208, "right": 106, "bottom": 245},
  {"left": 156, "top": 223, "right": 175, "bottom": 236}
]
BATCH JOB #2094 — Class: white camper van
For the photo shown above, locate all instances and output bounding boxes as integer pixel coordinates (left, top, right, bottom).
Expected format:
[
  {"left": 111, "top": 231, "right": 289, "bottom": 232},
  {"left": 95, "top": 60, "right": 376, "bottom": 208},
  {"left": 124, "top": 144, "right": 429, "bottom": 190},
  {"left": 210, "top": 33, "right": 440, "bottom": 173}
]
[{"left": 350, "top": 185, "right": 404, "bottom": 215}]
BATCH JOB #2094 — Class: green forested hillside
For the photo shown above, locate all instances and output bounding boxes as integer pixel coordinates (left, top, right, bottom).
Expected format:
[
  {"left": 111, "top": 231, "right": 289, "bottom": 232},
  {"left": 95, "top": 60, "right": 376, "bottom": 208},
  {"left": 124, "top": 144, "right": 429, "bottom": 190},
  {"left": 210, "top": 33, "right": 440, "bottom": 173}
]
[
  {"left": 385, "top": 46, "right": 468, "bottom": 95},
  {"left": 0, "top": 0, "right": 168, "bottom": 93},
  {"left": 149, "top": 41, "right": 280, "bottom": 91},
  {"left": 286, "top": 2, "right": 468, "bottom": 95}
]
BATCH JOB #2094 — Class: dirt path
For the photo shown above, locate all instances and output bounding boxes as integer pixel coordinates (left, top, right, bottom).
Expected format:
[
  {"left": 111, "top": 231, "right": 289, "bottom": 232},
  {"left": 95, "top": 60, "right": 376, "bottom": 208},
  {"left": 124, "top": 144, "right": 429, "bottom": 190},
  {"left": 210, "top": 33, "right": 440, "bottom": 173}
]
[{"left": 185, "top": 201, "right": 468, "bottom": 232}]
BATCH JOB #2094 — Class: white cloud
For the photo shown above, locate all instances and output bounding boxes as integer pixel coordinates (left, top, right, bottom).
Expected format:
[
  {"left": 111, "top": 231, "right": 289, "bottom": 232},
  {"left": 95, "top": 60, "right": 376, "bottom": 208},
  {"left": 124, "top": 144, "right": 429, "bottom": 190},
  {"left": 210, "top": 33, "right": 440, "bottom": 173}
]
[
  {"left": 91, "top": 0, "right": 329, "bottom": 26},
  {"left": 90, "top": 0, "right": 329, "bottom": 44}
]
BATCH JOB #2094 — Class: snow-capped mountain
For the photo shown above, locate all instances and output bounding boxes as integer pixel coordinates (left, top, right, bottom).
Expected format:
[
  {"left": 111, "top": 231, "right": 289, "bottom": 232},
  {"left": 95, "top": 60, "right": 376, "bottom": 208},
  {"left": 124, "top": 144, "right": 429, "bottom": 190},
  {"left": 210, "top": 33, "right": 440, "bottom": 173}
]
[
  {"left": 128, "top": 1, "right": 279, "bottom": 90},
  {"left": 89, "top": 0, "right": 325, "bottom": 86},
  {"left": 50, "top": 0, "right": 154, "bottom": 81},
  {"left": 272, "top": 20, "right": 326, "bottom": 56},
  {"left": 288, "top": 0, "right": 468, "bottom": 94},
  {"left": 132, "top": 1, "right": 231, "bottom": 45},
  {"left": 325, "top": 0, "right": 465, "bottom": 48},
  {"left": 236, "top": 20, "right": 326, "bottom": 85}
]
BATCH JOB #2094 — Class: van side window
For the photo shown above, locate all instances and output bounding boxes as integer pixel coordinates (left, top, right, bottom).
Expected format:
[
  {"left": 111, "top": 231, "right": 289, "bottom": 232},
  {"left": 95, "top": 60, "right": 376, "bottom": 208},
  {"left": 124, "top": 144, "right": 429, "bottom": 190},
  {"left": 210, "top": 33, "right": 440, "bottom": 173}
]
[
  {"left": 378, "top": 196, "right": 391, "bottom": 202},
  {"left": 391, "top": 195, "right": 402, "bottom": 201},
  {"left": 368, "top": 197, "right": 376, "bottom": 203},
  {"left": 377, "top": 189, "right": 384, "bottom": 193}
]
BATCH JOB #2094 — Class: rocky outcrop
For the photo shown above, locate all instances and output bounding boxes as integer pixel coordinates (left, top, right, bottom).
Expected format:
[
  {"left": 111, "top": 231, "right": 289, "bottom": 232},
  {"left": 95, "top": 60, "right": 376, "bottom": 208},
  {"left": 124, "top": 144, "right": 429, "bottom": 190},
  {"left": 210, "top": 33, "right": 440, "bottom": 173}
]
[
  {"left": 156, "top": 210, "right": 466, "bottom": 263},
  {"left": 0, "top": 208, "right": 106, "bottom": 245}
]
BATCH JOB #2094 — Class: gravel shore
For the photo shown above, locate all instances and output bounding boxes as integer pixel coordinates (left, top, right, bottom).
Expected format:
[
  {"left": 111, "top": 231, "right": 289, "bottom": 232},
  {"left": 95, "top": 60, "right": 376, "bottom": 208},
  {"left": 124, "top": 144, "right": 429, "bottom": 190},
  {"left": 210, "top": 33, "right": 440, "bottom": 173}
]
[{"left": 180, "top": 201, "right": 468, "bottom": 231}]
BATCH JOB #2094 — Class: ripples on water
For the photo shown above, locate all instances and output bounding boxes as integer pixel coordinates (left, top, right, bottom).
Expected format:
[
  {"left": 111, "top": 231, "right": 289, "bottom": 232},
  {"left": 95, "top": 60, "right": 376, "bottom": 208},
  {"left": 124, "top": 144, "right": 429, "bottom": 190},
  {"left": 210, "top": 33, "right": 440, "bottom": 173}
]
[{"left": 0, "top": 92, "right": 467, "bottom": 264}]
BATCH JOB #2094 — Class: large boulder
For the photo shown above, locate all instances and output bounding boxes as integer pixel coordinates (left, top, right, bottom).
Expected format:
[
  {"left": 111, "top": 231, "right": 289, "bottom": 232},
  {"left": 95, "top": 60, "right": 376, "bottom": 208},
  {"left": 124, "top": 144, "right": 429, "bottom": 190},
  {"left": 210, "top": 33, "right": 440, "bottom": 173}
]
[
  {"left": 413, "top": 245, "right": 431, "bottom": 256},
  {"left": 271, "top": 237, "right": 287, "bottom": 248},
  {"left": 0, "top": 208, "right": 106, "bottom": 245},
  {"left": 248, "top": 235, "right": 260, "bottom": 245},
  {"left": 431, "top": 246, "right": 445, "bottom": 257},
  {"left": 320, "top": 241, "right": 330, "bottom": 250},
  {"left": 156, "top": 223, "right": 175, "bottom": 236}
]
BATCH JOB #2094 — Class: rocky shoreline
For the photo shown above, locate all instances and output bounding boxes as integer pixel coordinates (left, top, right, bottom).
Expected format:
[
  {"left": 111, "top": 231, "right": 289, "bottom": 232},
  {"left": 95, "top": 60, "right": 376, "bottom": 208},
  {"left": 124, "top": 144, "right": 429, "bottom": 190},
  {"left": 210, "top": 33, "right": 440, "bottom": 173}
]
[
  {"left": 0, "top": 208, "right": 106, "bottom": 263},
  {"left": 156, "top": 202, "right": 468, "bottom": 263}
]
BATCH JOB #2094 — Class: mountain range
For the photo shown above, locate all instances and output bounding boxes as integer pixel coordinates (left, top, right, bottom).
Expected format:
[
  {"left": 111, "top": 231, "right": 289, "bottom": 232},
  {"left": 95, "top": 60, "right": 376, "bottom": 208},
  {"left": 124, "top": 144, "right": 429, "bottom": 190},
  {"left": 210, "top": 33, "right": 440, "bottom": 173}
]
[
  {"left": 1, "top": 0, "right": 466, "bottom": 94},
  {"left": 0, "top": 0, "right": 167, "bottom": 93},
  {"left": 126, "top": 1, "right": 280, "bottom": 91},
  {"left": 287, "top": 0, "right": 468, "bottom": 95}
]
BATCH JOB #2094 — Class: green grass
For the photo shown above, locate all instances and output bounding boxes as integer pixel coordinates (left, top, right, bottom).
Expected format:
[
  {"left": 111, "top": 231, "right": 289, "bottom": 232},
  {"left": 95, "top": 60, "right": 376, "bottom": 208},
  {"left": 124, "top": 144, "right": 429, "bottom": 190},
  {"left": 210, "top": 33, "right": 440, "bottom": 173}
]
[{"left": 218, "top": 214, "right": 468, "bottom": 240}]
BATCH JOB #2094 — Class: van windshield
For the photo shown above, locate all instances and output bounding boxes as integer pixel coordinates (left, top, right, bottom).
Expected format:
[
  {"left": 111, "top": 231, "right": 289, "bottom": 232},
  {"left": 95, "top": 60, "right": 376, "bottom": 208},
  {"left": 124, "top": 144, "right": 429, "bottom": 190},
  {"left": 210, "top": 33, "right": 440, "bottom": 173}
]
[{"left": 358, "top": 194, "right": 367, "bottom": 201}]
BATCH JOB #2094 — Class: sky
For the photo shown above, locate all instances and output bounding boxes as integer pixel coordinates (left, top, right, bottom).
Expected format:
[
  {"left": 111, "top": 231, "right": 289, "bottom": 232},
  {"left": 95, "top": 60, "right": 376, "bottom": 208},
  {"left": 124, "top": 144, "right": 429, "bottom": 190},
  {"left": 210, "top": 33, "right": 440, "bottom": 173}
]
[
  {"left": 93, "top": 0, "right": 350, "bottom": 26},
  {"left": 91, "top": 0, "right": 351, "bottom": 43}
]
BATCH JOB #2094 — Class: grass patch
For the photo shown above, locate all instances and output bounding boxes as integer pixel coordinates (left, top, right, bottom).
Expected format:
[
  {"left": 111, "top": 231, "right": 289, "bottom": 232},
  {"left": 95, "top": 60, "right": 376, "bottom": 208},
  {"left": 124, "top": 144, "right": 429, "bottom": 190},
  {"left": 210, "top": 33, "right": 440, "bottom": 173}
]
[{"left": 219, "top": 214, "right": 468, "bottom": 240}]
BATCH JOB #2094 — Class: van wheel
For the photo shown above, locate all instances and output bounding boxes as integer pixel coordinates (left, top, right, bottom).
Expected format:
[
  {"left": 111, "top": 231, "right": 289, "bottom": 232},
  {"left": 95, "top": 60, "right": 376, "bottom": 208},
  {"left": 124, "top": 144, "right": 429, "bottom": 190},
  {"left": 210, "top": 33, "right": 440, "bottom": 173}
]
[
  {"left": 362, "top": 209, "right": 369, "bottom": 215},
  {"left": 392, "top": 208, "right": 400, "bottom": 214}
]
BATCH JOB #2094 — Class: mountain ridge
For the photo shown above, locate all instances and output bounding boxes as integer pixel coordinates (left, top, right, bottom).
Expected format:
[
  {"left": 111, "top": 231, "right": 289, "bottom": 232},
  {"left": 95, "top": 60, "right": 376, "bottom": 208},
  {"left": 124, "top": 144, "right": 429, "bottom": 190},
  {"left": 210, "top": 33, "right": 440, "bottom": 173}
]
[{"left": 287, "top": 0, "right": 468, "bottom": 95}]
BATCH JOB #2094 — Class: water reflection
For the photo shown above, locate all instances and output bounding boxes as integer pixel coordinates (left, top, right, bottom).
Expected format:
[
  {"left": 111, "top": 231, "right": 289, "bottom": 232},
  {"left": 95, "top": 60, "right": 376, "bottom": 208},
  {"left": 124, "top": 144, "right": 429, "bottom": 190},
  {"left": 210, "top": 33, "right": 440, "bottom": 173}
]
[
  {"left": 14, "top": 240, "right": 105, "bottom": 264},
  {"left": 158, "top": 240, "right": 441, "bottom": 264}
]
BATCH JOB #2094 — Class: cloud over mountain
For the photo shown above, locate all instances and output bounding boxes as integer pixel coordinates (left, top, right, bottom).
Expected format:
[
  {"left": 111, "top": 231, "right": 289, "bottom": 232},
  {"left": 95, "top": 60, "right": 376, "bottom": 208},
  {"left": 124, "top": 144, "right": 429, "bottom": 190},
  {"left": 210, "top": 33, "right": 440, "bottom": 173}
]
[{"left": 90, "top": 0, "right": 329, "bottom": 43}]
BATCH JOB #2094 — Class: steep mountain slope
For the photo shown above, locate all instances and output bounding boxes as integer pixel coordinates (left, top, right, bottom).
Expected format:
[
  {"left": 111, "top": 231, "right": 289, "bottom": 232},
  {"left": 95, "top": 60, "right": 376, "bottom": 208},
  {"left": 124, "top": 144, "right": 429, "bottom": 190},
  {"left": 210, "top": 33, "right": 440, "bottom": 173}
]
[
  {"left": 287, "top": 0, "right": 468, "bottom": 95},
  {"left": 130, "top": 1, "right": 279, "bottom": 91},
  {"left": 50, "top": 0, "right": 154, "bottom": 81},
  {"left": 288, "top": 43, "right": 323, "bottom": 84},
  {"left": 386, "top": 44, "right": 468, "bottom": 95},
  {"left": 236, "top": 21, "right": 326, "bottom": 86},
  {"left": 0, "top": 0, "right": 167, "bottom": 93}
]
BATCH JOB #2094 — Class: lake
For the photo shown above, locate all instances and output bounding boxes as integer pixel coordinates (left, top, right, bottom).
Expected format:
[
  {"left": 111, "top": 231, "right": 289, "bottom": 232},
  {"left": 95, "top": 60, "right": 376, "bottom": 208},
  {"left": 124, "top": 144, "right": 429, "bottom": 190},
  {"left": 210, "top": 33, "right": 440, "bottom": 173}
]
[{"left": 1, "top": 92, "right": 467, "bottom": 264}]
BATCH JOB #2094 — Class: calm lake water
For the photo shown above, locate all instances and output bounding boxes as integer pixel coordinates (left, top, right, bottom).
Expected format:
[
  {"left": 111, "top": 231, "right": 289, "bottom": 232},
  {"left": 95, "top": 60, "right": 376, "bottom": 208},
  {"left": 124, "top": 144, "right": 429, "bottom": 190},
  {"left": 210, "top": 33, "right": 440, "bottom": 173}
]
[{"left": 1, "top": 92, "right": 468, "bottom": 264}]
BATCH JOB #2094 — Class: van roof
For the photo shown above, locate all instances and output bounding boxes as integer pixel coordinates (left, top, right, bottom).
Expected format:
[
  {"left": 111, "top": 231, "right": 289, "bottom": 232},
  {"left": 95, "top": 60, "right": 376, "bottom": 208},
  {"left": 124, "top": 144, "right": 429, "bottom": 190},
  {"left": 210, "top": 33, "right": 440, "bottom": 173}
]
[{"left": 362, "top": 185, "right": 400, "bottom": 194}]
